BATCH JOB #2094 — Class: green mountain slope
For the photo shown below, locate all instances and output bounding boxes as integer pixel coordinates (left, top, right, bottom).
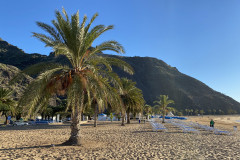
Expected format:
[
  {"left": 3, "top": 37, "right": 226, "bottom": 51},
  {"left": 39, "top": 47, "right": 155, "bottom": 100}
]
[{"left": 0, "top": 39, "right": 239, "bottom": 114}]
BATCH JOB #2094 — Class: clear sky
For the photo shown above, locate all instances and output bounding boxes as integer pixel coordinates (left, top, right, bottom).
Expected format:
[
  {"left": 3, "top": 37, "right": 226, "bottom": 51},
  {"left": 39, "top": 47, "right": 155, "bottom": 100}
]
[{"left": 1, "top": 0, "right": 240, "bottom": 102}]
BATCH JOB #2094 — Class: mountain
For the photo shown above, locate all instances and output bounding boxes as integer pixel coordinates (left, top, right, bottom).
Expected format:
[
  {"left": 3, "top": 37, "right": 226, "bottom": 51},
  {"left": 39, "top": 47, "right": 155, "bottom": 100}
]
[
  {"left": 0, "top": 39, "right": 239, "bottom": 114},
  {"left": 0, "top": 39, "right": 71, "bottom": 70},
  {"left": 114, "top": 56, "right": 240, "bottom": 114},
  {"left": 0, "top": 39, "right": 49, "bottom": 70}
]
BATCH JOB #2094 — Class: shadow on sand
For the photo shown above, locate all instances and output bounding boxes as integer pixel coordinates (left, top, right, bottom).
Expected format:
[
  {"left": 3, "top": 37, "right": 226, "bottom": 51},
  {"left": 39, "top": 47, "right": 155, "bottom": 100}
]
[
  {"left": 0, "top": 143, "right": 69, "bottom": 151},
  {"left": 0, "top": 121, "right": 124, "bottom": 131},
  {"left": 0, "top": 124, "right": 71, "bottom": 131}
]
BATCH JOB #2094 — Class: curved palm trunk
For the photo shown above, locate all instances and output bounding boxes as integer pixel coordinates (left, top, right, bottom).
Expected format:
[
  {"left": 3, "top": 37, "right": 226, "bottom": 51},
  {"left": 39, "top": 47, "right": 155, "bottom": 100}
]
[
  {"left": 127, "top": 110, "right": 130, "bottom": 124},
  {"left": 94, "top": 103, "right": 98, "bottom": 127},
  {"left": 63, "top": 107, "right": 81, "bottom": 146}
]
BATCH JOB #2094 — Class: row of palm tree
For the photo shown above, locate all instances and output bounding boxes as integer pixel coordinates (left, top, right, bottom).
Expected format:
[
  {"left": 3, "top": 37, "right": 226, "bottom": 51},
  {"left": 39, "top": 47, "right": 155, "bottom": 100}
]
[{"left": 1, "top": 8, "right": 174, "bottom": 146}]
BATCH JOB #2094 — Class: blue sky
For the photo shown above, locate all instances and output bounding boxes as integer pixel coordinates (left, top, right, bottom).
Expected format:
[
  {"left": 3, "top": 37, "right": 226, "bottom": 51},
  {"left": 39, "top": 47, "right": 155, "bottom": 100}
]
[{"left": 1, "top": 0, "right": 240, "bottom": 102}]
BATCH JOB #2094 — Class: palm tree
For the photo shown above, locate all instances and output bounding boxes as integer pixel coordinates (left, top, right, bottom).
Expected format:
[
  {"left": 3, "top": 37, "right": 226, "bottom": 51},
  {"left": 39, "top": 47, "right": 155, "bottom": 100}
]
[
  {"left": 185, "top": 109, "right": 189, "bottom": 116},
  {"left": 190, "top": 109, "right": 193, "bottom": 116},
  {"left": 154, "top": 95, "right": 174, "bottom": 123},
  {"left": 120, "top": 78, "right": 144, "bottom": 125},
  {"left": 143, "top": 104, "right": 152, "bottom": 120},
  {"left": 18, "top": 8, "right": 133, "bottom": 145},
  {"left": 200, "top": 110, "right": 204, "bottom": 117},
  {"left": 212, "top": 109, "right": 216, "bottom": 116},
  {"left": 0, "top": 88, "right": 16, "bottom": 124},
  {"left": 208, "top": 109, "right": 212, "bottom": 115},
  {"left": 194, "top": 109, "right": 199, "bottom": 115}
]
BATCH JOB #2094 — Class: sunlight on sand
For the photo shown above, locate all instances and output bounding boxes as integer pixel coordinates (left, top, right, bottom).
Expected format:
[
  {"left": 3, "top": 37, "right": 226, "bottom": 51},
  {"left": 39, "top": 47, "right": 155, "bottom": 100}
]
[{"left": 0, "top": 116, "right": 240, "bottom": 159}]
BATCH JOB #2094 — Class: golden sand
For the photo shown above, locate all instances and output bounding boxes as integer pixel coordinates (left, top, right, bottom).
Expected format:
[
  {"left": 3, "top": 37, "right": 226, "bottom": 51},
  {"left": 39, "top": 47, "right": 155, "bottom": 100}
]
[{"left": 0, "top": 116, "right": 240, "bottom": 159}]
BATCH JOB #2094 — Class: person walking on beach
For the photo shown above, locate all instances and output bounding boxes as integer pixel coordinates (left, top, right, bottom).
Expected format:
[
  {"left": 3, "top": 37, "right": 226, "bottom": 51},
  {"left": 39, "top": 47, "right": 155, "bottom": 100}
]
[{"left": 210, "top": 119, "right": 215, "bottom": 127}]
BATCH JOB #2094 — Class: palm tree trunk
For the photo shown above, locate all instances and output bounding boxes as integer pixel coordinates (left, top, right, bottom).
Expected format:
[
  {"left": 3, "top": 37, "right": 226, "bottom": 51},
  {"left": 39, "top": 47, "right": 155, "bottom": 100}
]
[
  {"left": 162, "top": 106, "right": 166, "bottom": 123},
  {"left": 127, "top": 111, "right": 130, "bottom": 124},
  {"left": 41, "top": 113, "right": 44, "bottom": 120},
  {"left": 4, "top": 113, "right": 8, "bottom": 125},
  {"left": 94, "top": 103, "right": 98, "bottom": 127},
  {"left": 62, "top": 106, "right": 81, "bottom": 146},
  {"left": 121, "top": 112, "right": 125, "bottom": 126}
]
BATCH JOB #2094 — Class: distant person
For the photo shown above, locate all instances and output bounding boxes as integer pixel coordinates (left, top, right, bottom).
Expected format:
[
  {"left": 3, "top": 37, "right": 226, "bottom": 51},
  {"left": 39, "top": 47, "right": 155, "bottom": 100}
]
[{"left": 210, "top": 119, "right": 215, "bottom": 127}]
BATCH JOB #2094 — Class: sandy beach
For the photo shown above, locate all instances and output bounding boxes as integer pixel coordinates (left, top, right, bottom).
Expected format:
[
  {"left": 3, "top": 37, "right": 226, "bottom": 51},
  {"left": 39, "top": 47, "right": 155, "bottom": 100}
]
[{"left": 0, "top": 116, "right": 240, "bottom": 159}]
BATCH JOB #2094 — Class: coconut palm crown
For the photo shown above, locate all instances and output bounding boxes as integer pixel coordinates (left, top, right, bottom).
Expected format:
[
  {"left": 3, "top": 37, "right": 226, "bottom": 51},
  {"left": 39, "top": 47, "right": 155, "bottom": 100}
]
[{"left": 19, "top": 8, "right": 133, "bottom": 145}]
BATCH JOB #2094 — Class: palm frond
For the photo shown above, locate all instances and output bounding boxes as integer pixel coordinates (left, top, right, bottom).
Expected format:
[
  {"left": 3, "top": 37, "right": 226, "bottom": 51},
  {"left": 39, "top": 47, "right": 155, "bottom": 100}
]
[{"left": 106, "top": 57, "right": 134, "bottom": 75}]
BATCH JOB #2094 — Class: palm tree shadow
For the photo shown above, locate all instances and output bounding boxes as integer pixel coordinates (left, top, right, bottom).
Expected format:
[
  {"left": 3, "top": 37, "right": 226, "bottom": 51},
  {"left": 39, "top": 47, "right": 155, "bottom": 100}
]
[
  {"left": 0, "top": 124, "right": 70, "bottom": 131},
  {"left": 0, "top": 144, "right": 66, "bottom": 151},
  {"left": 132, "top": 130, "right": 201, "bottom": 134}
]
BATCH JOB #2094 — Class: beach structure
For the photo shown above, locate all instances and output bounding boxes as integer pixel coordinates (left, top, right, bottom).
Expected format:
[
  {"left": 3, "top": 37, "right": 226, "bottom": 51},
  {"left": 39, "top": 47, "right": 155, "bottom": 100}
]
[
  {"left": 167, "top": 112, "right": 174, "bottom": 117},
  {"left": 98, "top": 113, "right": 107, "bottom": 121}
]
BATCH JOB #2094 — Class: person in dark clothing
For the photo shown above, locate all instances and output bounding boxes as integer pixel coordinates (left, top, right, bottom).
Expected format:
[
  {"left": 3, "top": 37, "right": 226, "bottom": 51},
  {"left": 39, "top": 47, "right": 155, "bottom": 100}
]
[{"left": 210, "top": 119, "right": 215, "bottom": 127}]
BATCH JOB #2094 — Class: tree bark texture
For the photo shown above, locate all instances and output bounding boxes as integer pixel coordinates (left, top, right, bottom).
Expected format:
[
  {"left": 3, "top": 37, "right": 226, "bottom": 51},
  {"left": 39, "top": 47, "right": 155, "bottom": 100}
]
[
  {"left": 62, "top": 106, "right": 81, "bottom": 145},
  {"left": 162, "top": 106, "right": 166, "bottom": 123},
  {"left": 127, "top": 111, "right": 130, "bottom": 124},
  {"left": 121, "top": 112, "right": 125, "bottom": 126},
  {"left": 94, "top": 103, "right": 98, "bottom": 127},
  {"left": 4, "top": 114, "right": 7, "bottom": 124}
]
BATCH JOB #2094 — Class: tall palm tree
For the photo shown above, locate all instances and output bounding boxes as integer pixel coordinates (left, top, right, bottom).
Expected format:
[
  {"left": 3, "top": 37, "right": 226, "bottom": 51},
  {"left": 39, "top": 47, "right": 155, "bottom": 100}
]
[
  {"left": 154, "top": 95, "right": 174, "bottom": 123},
  {"left": 18, "top": 8, "right": 133, "bottom": 145},
  {"left": 120, "top": 78, "right": 144, "bottom": 125},
  {"left": 0, "top": 88, "right": 16, "bottom": 124}
]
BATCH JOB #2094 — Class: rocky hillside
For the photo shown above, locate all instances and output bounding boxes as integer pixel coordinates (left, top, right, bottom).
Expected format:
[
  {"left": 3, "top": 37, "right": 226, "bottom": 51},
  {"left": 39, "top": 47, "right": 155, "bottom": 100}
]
[
  {"left": 0, "top": 63, "right": 32, "bottom": 100},
  {"left": 0, "top": 39, "right": 240, "bottom": 114}
]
